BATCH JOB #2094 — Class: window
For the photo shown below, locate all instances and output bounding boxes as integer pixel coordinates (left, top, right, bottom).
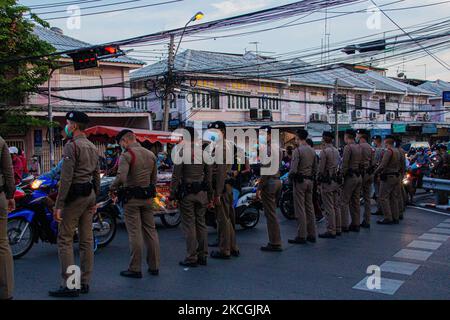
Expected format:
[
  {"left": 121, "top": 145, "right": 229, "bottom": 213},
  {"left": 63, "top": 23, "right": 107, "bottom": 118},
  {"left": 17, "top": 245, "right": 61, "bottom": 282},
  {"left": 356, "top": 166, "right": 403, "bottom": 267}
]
[
  {"left": 227, "top": 94, "right": 250, "bottom": 110},
  {"left": 192, "top": 92, "right": 220, "bottom": 109},
  {"left": 355, "top": 94, "right": 362, "bottom": 110},
  {"left": 258, "top": 96, "right": 280, "bottom": 110},
  {"left": 379, "top": 99, "right": 386, "bottom": 115}
]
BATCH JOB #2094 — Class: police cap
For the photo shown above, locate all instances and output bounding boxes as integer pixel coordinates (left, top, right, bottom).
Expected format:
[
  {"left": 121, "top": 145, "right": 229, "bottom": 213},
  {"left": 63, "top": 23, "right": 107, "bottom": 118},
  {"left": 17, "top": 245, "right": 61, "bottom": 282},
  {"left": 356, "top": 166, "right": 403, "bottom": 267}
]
[
  {"left": 260, "top": 125, "right": 272, "bottom": 134},
  {"left": 66, "top": 111, "right": 89, "bottom": 124},
  {"left": 322, "top": 131, "right": 334, "bottom": 139},
  {"left": 345, "top": 129, "right": 356, "bottom": 138},
  {"left": 356, "top": 129, "right": 369, "bottom": 135},
  {"left": 116, "top": 129, "right": 134, "bottom": 143},
  {"left": 296, "top": 129, "right": 308, "bottom": 140},
  {"left": 208, "top": 121, "right": 226, "bottom": 130}
]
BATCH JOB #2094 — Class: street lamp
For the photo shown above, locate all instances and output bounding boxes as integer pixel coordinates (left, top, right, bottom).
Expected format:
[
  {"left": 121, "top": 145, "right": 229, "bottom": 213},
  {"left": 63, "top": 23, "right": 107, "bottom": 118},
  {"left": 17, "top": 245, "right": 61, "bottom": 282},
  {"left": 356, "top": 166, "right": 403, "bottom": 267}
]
[{"left": 174, "top": 11, "right": 204, "bottom": 57}]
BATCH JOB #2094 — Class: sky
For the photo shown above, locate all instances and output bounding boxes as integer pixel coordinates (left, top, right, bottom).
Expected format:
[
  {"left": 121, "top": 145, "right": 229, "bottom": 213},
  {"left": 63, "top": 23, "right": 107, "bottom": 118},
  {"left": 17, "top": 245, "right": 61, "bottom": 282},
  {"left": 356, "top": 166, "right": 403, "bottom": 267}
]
[{"left": 20, "top": 0, "right": 450, "bottom": 81}]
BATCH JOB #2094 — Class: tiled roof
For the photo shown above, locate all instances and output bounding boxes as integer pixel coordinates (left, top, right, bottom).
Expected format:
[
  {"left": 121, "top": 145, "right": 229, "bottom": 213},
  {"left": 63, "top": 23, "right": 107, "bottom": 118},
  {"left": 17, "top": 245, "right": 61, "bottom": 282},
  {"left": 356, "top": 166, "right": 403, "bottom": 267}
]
[
  {"left": 33, "top": 25, "right": 145, "bottom": 66},
  {"left": 131, "top": 49, "right": 433, "bottom": 95},
  {"left": 418, "top": 80, "right": 450, "bottom": 97}
]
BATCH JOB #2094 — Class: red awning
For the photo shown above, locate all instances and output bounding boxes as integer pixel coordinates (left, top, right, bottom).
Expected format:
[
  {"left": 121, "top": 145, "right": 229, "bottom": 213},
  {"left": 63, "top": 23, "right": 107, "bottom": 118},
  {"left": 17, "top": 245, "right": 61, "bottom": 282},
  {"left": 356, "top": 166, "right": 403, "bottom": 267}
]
[{"left": 85, "top": 126, "right": 182, "bottom": 144}]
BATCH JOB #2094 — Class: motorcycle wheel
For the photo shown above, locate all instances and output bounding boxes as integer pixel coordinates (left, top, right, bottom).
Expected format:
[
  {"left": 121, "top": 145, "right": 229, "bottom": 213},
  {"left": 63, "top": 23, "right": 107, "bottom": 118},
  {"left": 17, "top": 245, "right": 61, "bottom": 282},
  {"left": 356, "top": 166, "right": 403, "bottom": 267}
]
[
  {"left": 93, "top": 211, "right": 117, "bottom": 248},
  {"left": 239, "top": 206, "right": 260, "bottom": 229},
  {"left": 7, "top": 217, "right": 35, "bottom": 259},
  {"left": 160, "top": 210, "right": 181, "bottom": 228},
  {"left": 280, "top": 191, "right": 295, "bottom": 220}
]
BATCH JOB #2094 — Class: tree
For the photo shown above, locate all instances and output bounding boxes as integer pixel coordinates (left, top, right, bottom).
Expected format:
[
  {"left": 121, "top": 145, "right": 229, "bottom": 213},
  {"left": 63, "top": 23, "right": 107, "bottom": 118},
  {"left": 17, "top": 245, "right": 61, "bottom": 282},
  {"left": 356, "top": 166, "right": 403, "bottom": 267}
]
[{"left": 0, "top": 0, "right": 57, "bottom": 135}]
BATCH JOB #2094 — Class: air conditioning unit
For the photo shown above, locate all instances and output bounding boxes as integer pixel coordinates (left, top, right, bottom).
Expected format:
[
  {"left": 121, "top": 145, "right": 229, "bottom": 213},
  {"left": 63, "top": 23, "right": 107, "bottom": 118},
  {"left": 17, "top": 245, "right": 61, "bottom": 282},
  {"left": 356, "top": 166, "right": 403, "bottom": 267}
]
[
  {"left": 369, "top": 112, "right": 377, "bottom": 120},
  {"left": 152, "top": 111, "right": 163, "bottom": 121},
  {"left": 386, "top": 112, "right": 396, "bottom": 122},
  {"left": 310, "top": 113, "right": 321, "bottom": 122},
  {"left": 249, "top": 109, "right": 260, "bottom": 120},
  {"left": 351, "top": 110, "right": 363, "bottom": 120},
  {"left": 423, "top": 113, "right": 431, "bottom": 122}
]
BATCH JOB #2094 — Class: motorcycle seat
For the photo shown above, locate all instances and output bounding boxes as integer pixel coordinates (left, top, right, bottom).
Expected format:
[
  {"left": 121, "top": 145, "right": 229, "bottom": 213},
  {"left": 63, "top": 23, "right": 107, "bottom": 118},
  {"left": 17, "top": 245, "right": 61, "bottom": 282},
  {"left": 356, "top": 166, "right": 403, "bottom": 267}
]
[{"left": 241, "top": 187, "right": 254, "bottom": 195}]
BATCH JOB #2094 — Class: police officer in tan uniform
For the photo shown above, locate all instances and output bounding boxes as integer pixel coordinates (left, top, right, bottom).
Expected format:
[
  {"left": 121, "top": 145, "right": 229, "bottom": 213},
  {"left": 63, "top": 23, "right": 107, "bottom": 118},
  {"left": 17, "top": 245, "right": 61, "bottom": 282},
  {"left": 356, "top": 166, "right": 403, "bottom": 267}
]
[
  {"left": 341, "top": 129, "right": 362, "bottom": 232},
  {"left": 0, "top": 136, "right": 15, "bottom": 300},
  {"left": 288, "top": 129, "right": 317, "bottom": 244},
  {"left": 357, "top": 129, "right": 375, "bottom": 229},
  {"left": 371, "top": 135, "right": 384, "bottom": 216},
  {"left": 318, "top": 131, "right": 340, "bottom": 239},
  {"left": 256, "top": 126, "right": 283, "bottom": 252},
  {"left": 208, "top": 121, "right": 239, "bottom": 259},
  {"left": 395, "top": 137, "right": 407, "bottom": 219},
  {"left": 374, "top": 135, "right": 401, "bottom": 225},
  {"left": 110, "top": 129, "right": 160, "bottom": 278},
  {"left": 170, "top": 127, "right": 212, "bottom": 267},
  {"left": 49, "top": 111, "right": 100, "bottom": 298}
]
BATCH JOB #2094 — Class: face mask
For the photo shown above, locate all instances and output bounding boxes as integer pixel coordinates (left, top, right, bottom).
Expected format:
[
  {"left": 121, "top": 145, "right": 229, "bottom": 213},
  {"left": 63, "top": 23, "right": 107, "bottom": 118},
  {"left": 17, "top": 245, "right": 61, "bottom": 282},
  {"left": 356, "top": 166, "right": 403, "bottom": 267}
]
[
  {"left": 371, "top": 142, "right": 376, "bottom": 148},
  {"left": 158, "top": 154, "right": 165, "bottom": 161},
  {"left": 64, "top": 124, "right": 73, "bottom": 138}
]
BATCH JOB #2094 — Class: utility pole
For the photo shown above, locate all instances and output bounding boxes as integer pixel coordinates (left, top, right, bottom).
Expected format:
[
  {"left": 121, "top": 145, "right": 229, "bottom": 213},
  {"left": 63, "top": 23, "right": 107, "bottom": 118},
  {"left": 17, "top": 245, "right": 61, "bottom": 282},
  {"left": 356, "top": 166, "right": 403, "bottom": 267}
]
[
  {"left": 334, "top": 79, "right": 339, "bottom": 148},
  {"left": 48, "top": 67, "right": 57, "bottom": 168},
  {"left": 163, "top": 34, "right": 175, "bottom": 132}
]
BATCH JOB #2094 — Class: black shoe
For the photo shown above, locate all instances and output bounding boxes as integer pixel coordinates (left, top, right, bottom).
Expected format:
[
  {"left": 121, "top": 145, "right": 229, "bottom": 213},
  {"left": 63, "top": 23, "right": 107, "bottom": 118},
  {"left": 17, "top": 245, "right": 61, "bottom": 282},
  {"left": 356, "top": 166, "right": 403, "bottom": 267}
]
[
  {"left": 48, "top": 287, "right": 79, "bottom": 298},
  {"left": 179, "top": 260, "right": 198, "bottom": 268},
  {"left": 261, "top": 244, "right": 283, "bottom": 252},
  {"left": 372, "top": 211, "right": 383, "bottom": 216},
  {"left": 120, "top": 270, "right": 143, "bottom": 279},
  {"left": 336, "top": 231, "right": 342, "bottom": 236},
  {"left": 342, "top": 227, "right": 349, "bottom": 233},
  {"left": 377, "top": 219, "right": 393, "bottom": 225},
  {"left": 393, "top": 219, "right": 400, "bottom": 225},
  {"left": 307, "top": 236, "right": 317, "bottom": 243},
  {"left": 319, "top": 232, "right": 336, "bottom": 239},
  {"left": 399, "top": 215, "right": 404, "bottom": 220},
  {"left": 210, "top": 251, "right": 231, "bottom": 260},
  {"left": 148, "top": 269, "right": 159, "bottom": 276},
  {"left": 79, "top": 284, "right": 89, "bottom": 294},
  {"left": 360, "top": 221, "right": 371, "bottom": 229},
  {"left": 349, "top": 225, "right": 360, "bottom": 232},
  {"left": 288, "top": 237, "right": 307, "bottom": 244},
  {"left": 231, "top": 250, "right": 240, "bottom": 257},
  {"left": 208, "top": 240, "right": 219, "bottom": 247},
  {"left": 198, "top": 257, "right": 207, "bottom": 266}
]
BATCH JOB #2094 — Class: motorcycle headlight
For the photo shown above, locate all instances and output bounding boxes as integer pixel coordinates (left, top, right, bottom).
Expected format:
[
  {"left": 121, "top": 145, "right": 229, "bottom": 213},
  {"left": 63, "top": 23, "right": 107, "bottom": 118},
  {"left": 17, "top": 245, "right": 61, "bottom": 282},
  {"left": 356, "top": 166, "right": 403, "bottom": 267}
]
[{"left": 31, "top": 179, "right": 43, "bottom": 190}]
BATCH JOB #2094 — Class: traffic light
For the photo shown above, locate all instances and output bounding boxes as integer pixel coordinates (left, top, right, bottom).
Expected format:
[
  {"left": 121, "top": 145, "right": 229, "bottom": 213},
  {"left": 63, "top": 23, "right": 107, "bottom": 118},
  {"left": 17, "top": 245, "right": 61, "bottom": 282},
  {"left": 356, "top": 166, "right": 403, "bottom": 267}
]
[{"left": 69, "top": 45, "right": 121, "bottom": 71}]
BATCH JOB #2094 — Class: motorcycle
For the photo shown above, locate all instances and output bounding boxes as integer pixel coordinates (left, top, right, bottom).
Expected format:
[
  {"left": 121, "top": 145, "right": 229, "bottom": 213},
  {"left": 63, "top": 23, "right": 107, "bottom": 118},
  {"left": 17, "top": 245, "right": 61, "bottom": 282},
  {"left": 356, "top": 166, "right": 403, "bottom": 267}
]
[
  {"left": 279, "top": 173, "right": 295, "bottom": 220},
  {"left": 206, "top": 185, "right": 262, "bottom": 229}
]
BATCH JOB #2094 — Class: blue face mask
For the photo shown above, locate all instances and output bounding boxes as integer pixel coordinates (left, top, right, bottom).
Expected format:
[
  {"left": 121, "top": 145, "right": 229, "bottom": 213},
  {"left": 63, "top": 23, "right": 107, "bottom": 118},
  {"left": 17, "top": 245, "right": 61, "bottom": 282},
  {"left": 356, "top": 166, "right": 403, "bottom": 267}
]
[
  {"left": 259, "top": 136, "right": 267, "bottom": 145},
  {"left": 64, "top": 124, "right": 73, "bottom": 138},
  {"left": 158, "top": 154, "right": 165, "bottom": 161},
  {"left": 206, "top": 131, "right": 220, "bottom": 142}
]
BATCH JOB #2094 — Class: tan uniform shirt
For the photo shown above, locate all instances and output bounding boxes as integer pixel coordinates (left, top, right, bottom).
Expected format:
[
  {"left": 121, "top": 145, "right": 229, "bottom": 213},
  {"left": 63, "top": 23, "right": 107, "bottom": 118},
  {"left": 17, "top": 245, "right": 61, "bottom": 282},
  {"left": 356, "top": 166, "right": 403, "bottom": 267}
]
[
  {"left": 110, "top": 142, "right": 157, "bottom": 190},
  {"left": 55, "top": 134, "right": 100, "bottom": 209},
  {"left": 289, "top": 144, "right": 317, "bottom": 177},
  {"left": 374, "top": 146, "right": 384, "bottom": 167},
  {"left": 374, "top": 147, "right": 400, "bottom": 175},
  {"left": 342, "top": 142, "right": 362, "bottom": 176},
  {"left": 319, "top": 143, "right": 339, "bottom": 178},
  {"left": 0, "top": 137, "right": 15, "bottom": 199},
  {"left": 360, "top": 142, "right": 374, "bottom": 171}
]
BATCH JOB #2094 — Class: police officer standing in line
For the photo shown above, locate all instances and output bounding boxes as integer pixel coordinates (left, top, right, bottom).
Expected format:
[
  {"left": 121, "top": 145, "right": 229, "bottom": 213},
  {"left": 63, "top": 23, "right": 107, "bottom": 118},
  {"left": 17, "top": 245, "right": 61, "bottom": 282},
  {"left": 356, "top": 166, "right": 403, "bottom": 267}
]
[
  {"left": 208, "top": 121, "right": 239, "bottom": 259},
  {"left": 49, "top": 111, "right": 100, "bottom": 298},
  {"left": 395, "top": 137, "right": 407, "bottom": 219},
  {"left": 0, "top": 136, "right": 15, "bottom": 300},
  {"left": 341, "top": 129, "right": 363, "bottom": 232},
  {"left": 371, "top": 135, "right": 384, "bottom": 216},
  {"left": 357, "top": 129, "right": 375, "bottom": 229},
  {"left": 318, "top": 131, "right": 341, "bottom": 239},
  {"left": 110, "top": 129, "right": 160, "bottom": 278},
  {"left": 170, "top": 127, "right": 212, "bottom": 267},
  {"left": 256, "top": 126, "right": 283, "bottom": 252},
  {"left": 288, "top": 129, "right": 318, "bottom": 244},
  {"left": 374, "top": 135, "right": 401, "bottom": 225}
]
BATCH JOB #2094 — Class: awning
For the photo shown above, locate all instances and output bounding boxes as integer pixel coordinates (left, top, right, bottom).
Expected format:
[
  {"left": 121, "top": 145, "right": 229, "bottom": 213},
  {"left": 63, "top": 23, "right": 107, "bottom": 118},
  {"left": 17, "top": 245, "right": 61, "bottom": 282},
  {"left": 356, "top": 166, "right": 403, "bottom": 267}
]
[{"left": 85, "top": 126, "right": 182, "bottom": 144}]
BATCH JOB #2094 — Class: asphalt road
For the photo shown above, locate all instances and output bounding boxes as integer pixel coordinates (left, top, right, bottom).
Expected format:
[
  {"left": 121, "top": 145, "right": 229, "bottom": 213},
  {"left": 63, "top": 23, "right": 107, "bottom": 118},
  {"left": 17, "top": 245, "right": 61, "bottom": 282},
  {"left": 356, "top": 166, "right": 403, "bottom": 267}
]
[{"left": 12, "top": 201, "right": 450, "bottom": 300}]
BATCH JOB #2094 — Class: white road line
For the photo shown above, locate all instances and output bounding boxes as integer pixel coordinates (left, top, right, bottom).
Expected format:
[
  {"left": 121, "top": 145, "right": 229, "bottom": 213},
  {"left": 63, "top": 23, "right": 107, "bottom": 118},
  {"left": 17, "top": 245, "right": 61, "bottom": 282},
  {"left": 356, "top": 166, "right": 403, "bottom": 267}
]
[
  {"left": 445, "top": 219, "right": 450, "bottom": 223},
  {"left": 380, "top": 261, "right": 421, "bottom": 276},
  {"left": 394, "top": 249, "right": 433, "bottom": 261},
  {"left": 429, "top": 228, "right": 450, "bottom": 235},
  {"left": 407, "top": 240, "right": 442, "bottom": 250},
  {"left": 419, "top": 233, "right": 450, "bottom": 242},
  {"left": 436, "top": 223, "right": 450, "bottom": 228},
  {"left": 409, "top": 206, "right": 450, "bottom": 216},
  {"left": 353, "top": 277, "right": 404, "bottom": 295}
]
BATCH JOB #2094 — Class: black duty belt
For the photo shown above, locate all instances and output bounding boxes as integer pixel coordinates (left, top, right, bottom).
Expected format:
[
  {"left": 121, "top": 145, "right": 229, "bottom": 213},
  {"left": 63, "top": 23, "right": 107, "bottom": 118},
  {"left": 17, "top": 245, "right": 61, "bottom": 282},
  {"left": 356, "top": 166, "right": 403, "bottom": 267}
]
[
  {"left": 118, "top": 185, "right": 156, "bottom": 204},
  {"left": 66, "top": 182, "right": 93, "bottom": 203}
]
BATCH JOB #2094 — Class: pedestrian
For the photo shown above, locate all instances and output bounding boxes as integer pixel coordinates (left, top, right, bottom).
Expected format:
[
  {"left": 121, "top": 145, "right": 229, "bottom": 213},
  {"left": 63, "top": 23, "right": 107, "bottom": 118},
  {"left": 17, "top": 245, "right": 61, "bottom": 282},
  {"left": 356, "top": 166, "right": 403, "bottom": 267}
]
[
  {"left": 9, "top": 147, "right": 22, "bottom": 185},
  {"left": 434, "top": 144, "right": 450, "bottom": 205},
  {"left": 256, "top": 126, "right": 283, "bottom": 252},
  {"left": 318, "top": 131, "right": 341, "bottom": 239},
  {"left": 49, "top": 111, "right": 100, "bottom": 297},
  {"left": 374, "top": 135, "right": 401, "bottom": 225},
  {"left": 371, "top": 135, "right": 384, "bottom": 216},
  {"left": 17, "top": 148, "right": 29, "bottom": 178},
  {"left": 170, "top": 127, "right": 212, "bottom": 267},
  {"left": 29, "top": 155, "right": 41, "bottom": 178},
  {"left": 341, "top": 129, "right": 363, "bottom": 232},
  {"left": 357, "top": 129, "right": 375, "bottom": 229},
  {"left": 110, "top": 129, "right": 160, "bottom": 278},
  {"left": 395, "top": 138, "right": 407, "bottom": 219},
  {"left": 207, "top": 121, "right": 239, "bottom": 259},
  {"left": 0, "top": 136, "right": 16, "bottom": 300},
  {"left": 288, "top": 129, "right": 317, "bottom": 244}
]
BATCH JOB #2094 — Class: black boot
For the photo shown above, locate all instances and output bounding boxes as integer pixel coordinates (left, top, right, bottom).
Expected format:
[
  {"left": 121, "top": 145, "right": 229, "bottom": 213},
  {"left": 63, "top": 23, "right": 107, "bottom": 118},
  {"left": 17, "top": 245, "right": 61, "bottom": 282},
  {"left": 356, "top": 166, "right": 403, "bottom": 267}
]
[
  {"left": 120, "top": 270, "right": 143, "bottom": 279},
  {"left": 349, "top": 225, "right": 360, "bottom": 232},
  {"left": 179, "top": 260, "right": 198, "bottom": 268},
  {"left": 377, "top": 219, "right": 393, "bottom": 225},
  {"left": 288, "top": 237, "right": 307, "bottom": 244},
  {"left": 148, "top": 269, "right": 159, "bottom": 276},
  {"left": 261, "top": 244, "right": 283, "bottom": 252},
  {"left": 48, "top": 287, "right": 79, "bottom": 298},
  {"left": 79, "top": 284, "right": 89, "bottom": 294},
  {"left": 318, "top": 232, "right": 336, "bottom": 239},
  {"left": 210, "top": 251, "right": 231, "bottom": 260},
  {"left": 360, "top": 221, "right": 371, "bottom": 229}
]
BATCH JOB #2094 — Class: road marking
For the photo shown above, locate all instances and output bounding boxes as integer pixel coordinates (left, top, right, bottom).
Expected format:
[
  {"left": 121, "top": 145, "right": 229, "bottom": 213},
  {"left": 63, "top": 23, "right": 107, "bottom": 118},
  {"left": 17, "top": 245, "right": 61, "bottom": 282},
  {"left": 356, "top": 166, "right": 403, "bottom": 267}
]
[
  {"left": 407, "top": 240, "right": 442, "bottom": 250},
  {"left": 418, "top": 233, "right": 450, "bottom": 242},
  {"left": 394, "top": 249, "right": 433, "bottom": 261},
  {"left": 353, "top": 277, "right": 404, "bottom": 295},
  {"left": 429, "top": 228, "right": 450, "bottom": 235},
  {"left": 436, "top": 223, "right": 450, "bottom": 228},
  {"left": 445, "top": 219, "right": 450, "bottom": 223},
  {"left": 379, "top": 261, "right": 421, "bottom": 276},
  {"left": 409, "top": 206, "right": 450, "bottom": 216}
]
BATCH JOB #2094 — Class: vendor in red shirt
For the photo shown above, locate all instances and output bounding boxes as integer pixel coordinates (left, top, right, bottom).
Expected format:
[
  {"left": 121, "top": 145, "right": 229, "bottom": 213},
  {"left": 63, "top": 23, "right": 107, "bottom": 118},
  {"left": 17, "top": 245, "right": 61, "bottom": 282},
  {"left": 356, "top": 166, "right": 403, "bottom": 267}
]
[
  {"left": 18, "top": 148, "right": 29, "bottom": 177},
  {"left": 9, "top": 146, "right": 23, "bottom": 185}
]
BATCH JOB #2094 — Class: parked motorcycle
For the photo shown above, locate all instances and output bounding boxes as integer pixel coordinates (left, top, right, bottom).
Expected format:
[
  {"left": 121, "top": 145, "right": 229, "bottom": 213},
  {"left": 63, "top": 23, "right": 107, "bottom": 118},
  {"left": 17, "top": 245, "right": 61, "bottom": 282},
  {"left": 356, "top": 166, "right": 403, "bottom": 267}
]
[{"left": 279, "top": 173, "right": 295, "bottom": 220}]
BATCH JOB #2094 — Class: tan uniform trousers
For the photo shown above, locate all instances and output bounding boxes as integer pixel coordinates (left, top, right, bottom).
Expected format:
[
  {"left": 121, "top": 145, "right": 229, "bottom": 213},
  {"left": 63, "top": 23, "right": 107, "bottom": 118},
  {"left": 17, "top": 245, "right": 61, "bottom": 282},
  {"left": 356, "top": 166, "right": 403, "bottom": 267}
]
[
  {"left": 379, "top": 176, "right": 400, "bottom": 221},
  {"left": 179, "top": 191, "right": 208, "bottom": 263},
  {"left": 215, "top": 186, "right": 238, "bottom": 256},
  {"left": 293, "top": 179, "right": 316, "bottom": 239},
  {"left": 57, "top": 191, "right": 96, "bottom": 286},
  {"left": 341, "top": 175, "right": 362, "bottom": 228},
  {"left": 261, "top": 179, "right": 282, "bottom": 247},
  {"left": 335, "top": 188, "right": 342, "bottom": 233},
  {"left": 0, "top": 192, "right": 14, "bottom": 299},
  {"left": 124, "top": 198, "right": 160, "bottom": 272},
  {"left": 396, "top": 179, "right": 406, "bottom": 215},
  {"left": 321, "top": 182, "right": 340, "bottom": 235},
  {"left": 361, "top": 174, "right": 374, "bottom": 223}
]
